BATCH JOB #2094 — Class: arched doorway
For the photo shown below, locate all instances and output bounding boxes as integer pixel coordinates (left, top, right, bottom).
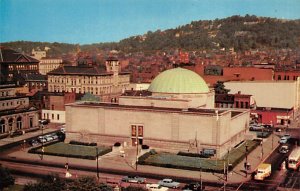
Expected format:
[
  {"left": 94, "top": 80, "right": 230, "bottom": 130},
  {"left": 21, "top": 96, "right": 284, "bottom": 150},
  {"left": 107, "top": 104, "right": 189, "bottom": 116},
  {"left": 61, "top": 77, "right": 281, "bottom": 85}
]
[
  {"left": 8, "top": 118, "right": 14, "bottom": 132},
  {"left": 17, "top": 116, "right": 22, "bottom": 130},
  {"left": 0, "top": 119, "right": 5, "bottom": 134}
]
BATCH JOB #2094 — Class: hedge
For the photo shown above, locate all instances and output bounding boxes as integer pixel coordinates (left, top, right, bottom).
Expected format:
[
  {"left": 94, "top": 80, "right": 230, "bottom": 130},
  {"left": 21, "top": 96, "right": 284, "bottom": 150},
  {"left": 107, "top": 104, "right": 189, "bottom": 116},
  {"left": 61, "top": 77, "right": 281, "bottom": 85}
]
[
  {"left": 138, "top": 140, "right": 260, "bottom": 173},
  {"left": 28, "top": 142, "right": 112, "bottom": 160},
  {"left": 69, "top": 140, "right": 97, "bottom": 146}
]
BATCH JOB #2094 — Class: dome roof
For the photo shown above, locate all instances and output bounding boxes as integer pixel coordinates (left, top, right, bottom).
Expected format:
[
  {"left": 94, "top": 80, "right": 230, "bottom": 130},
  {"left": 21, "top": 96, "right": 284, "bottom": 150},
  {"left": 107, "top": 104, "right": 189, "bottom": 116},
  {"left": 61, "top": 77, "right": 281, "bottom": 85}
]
[{"left": 148, "top": 67, "right": 209, "bottom": 94}]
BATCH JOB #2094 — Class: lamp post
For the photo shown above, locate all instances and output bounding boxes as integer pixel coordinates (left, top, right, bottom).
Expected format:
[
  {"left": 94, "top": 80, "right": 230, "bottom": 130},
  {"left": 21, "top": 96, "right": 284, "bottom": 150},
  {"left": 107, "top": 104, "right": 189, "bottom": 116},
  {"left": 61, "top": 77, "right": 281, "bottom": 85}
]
[
  {"left": 136, "top": 135, "right": 139, "bottom": 171},
  {"left": 41, "top": 123, "right": 44, "bottom": 160},
  {"left": 96, "top": 147, "right": 99, "bottom": 180},
  {"left": 245, "top": 144, "right": 248, "bottom": 177},
  {"left": 271, "top": 121, "right": 274, "bottom": 150},
  {"left": 261, "top": 127, "right": 264, "bottom": 160}
]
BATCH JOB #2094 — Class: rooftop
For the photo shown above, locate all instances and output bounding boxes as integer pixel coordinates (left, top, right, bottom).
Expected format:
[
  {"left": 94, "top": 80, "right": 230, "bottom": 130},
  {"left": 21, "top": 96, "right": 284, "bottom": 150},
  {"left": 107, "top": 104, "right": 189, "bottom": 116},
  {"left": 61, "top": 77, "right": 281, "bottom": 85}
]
[{"left": 67, "top": 102, "right": 243, "bottom": 117}]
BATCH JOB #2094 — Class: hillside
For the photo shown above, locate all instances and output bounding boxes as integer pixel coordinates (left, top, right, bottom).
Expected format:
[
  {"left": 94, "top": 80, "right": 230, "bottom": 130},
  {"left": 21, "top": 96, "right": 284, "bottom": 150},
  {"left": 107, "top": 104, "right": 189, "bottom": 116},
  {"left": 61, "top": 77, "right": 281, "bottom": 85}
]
[{"left": 2, "top": 15, "right": 300, "bottom": 56}]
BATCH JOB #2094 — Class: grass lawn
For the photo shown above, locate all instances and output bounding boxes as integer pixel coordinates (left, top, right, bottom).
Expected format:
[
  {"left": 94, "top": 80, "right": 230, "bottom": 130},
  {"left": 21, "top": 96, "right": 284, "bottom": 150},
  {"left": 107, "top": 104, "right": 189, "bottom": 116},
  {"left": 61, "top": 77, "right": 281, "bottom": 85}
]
[
  {"left": 139, "top": 140, "right": 259, "bottom": 173},
  {"left": 33, "top": 142, "right": 112, "bottom": 160}
]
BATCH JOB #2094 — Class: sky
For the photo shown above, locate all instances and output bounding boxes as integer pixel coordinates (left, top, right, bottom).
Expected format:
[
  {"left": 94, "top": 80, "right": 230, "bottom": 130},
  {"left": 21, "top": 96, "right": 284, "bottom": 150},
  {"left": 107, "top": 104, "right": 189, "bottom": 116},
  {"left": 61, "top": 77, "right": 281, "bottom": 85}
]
[{"left": 1, "top": 0, "right": 300, "bottom": 45}]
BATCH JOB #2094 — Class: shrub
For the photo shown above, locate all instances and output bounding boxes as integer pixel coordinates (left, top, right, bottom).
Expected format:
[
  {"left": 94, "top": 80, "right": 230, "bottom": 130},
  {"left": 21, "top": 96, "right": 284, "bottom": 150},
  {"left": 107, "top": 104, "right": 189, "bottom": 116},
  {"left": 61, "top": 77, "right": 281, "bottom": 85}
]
[
  {"left": 141, "top": 145, "right": 149, "bottom": 149},
  {"left": 0, "top": 133, "right": 9, "bottom": 140},
  {"left": 177, "top": 151, "right": 210, "bottom": 158},
  {"left": 69, "top": 140, "right": 97, "bottom": 146},
  {"left": 138, "top": 149, "right": 156, "bottom": 165},
  {"left": 114, "top": 142, "right": 121, "bottom": 147}
]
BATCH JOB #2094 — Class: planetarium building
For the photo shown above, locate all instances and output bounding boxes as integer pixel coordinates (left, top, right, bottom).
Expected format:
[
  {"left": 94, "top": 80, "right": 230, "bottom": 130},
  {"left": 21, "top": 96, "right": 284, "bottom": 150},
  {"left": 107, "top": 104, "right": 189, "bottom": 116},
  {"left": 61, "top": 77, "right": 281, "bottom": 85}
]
[{"left": 65, "top": 67, "right": 250, "bottom": 158}]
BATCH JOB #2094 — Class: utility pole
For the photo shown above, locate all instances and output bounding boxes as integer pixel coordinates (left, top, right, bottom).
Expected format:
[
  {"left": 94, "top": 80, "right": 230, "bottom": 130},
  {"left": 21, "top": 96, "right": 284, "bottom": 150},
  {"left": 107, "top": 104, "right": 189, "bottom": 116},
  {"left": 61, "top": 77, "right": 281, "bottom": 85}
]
[
  {"left": 41, "top": 124, "right": 44, "bottom": 160},
  {"left": 270, "top": 121, "right": 273, "bottom": 150},
  {"left": 245, "top": 144, "right": 248, "bottom": 177},
  {"left": 96, "top": 147, "right": 99, "bottom": 180},
  {"left": 261, "top": 127, "right": 264, "bottom": 160},
  {"left": 223, "top": 161, "right": 226, "bottom": 191},
  {"left": 136, "top": 128, "right": 139, "bottom": 171}
]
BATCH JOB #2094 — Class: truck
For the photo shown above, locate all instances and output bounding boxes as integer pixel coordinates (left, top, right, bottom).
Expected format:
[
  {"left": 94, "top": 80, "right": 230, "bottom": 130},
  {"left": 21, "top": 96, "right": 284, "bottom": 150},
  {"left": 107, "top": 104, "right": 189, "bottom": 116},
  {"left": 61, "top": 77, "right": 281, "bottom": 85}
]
[
  {"left": 288, "top": 147, "right": 300, "bottom": 170},
  {"left": 254, "top": 163, "right": 271, "bottom": 180}
]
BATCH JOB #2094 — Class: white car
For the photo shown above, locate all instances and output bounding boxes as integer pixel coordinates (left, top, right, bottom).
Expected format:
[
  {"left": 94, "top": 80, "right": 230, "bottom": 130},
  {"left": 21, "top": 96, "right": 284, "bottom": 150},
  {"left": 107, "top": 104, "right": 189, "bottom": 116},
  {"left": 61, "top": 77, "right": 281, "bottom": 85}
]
[
  {"left": 146, "top": 184, "right": 168, "bottom": 191},
  {"left": 158, "top": 179, "right": 180, "bottom": 188},
  {"left": 279, "top": 137, "right": 288, "bottom": 144},
  {"left": 38, "top": 136, "right": 47, "bottom": 143},
  {"left": 44, "top": 135, "right": 54, "bottom": 142},
  {"left": 50, "top": 133, "right": 58, "bottom": 140}
]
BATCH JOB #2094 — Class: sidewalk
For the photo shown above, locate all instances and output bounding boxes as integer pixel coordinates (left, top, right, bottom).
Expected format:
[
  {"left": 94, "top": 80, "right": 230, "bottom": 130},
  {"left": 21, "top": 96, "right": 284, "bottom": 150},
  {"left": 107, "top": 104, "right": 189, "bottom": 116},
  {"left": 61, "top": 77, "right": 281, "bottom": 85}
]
[{"left": 0, "top": 129, "right": 281, "bottom": 184}]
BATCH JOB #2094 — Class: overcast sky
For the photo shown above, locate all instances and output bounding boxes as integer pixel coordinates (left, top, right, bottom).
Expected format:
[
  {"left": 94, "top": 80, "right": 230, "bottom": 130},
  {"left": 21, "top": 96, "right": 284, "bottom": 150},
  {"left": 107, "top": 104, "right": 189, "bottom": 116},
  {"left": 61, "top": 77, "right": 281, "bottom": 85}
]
[{"left": 1, "top": 0, "right": 300, "bottom": 44}]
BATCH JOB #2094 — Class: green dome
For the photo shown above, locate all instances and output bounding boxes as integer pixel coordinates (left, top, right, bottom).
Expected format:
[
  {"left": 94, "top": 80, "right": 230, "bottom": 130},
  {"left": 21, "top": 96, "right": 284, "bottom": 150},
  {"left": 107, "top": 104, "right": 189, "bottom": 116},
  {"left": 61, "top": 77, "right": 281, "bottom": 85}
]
[{"left": 148, "top": 67, "right": 209, "bottom": 94}]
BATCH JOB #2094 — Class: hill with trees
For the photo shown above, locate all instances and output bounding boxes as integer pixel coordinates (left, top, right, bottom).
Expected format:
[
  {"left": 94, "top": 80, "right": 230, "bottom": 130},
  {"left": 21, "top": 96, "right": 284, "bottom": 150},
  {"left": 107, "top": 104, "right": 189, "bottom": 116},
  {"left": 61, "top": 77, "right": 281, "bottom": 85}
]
[{"left": 2, "top": 15, "right": 300, "bottom": 56}]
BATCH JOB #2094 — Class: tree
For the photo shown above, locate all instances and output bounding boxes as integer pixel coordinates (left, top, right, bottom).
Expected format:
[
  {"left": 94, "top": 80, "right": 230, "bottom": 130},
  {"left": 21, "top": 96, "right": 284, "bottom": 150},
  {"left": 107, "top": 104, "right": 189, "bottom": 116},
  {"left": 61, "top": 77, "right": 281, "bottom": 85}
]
[
  {"left": 0, "top": 164, "right": 15, "bottom": 190},
  {"left": 24, "top": 176, "right": 114, "bottom": 191},
  {"left": 214, "top": 81, "right": 230, "bottom": 94}
]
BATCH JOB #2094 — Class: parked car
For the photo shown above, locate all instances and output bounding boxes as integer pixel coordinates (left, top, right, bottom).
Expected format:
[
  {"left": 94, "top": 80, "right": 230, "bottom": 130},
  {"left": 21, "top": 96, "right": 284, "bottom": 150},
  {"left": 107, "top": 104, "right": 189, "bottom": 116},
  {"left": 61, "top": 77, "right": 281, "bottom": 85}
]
[
  {"left": 60, "top": 127, "right": 66, "bottom": 133},
  {"left": 121, "top": 176, "right": 146, "bottom": 183},
  {"left": 39, "top": 119, "right": 49, "bottom": 125},
  {"left": 279, "top": 145, "right": 289, "bottom": 154},
  {"left": 50, "top": 133, "right": 58, "bottom": 140},
  {"left": 10, "top": 130, "right": 23, "bottom": 138},
  {"left": 29, "top": 139, "right": 39, "bottom": 146},
  {"left": 38, "top": 136, "right": 47, "bottom": 143},
  {"left": 249, "top": 124, "right": 264, "bottom": 131},
  {"left": 158, "top": 179, "right": 180, "bottom": 188},
  {"left": 279, "top": 137, "right": 289, "bottom": 144},
  {"left": 183, "top": 182, "right": 205, "bottom": 191},
  {"left": 146, "top": 184, "right": 168, "bottom": 191},
  {"left": 282, "top": 134, "right": 291, "bottom": 140},
  {"left": 44, "top": 134, "right": 54, "bottom": 142}
]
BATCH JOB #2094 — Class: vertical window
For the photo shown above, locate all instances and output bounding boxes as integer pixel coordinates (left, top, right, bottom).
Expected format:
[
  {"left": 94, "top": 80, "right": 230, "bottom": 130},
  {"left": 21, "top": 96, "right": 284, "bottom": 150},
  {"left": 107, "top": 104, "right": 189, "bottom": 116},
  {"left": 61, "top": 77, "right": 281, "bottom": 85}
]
[
  {"left": 235, "top": 101, "right": 239, "bottom": 108},
  {"left": 29, "top": 118, "right": 33, "bottom": 128},
  {"left": 278, "top": 75, "right": 281, "bottom": 80},
  {"left": 245, "top": 102, "right": 249, "bottom": 108},
  {"left": 241, "top": 102, "right": 244, "bottom": 108},
  {"left": 52, "top": 114, "right": 54, "bottom": 120},
  {"left": 57, "top": 114, "right": 60, "bottom": 120}
]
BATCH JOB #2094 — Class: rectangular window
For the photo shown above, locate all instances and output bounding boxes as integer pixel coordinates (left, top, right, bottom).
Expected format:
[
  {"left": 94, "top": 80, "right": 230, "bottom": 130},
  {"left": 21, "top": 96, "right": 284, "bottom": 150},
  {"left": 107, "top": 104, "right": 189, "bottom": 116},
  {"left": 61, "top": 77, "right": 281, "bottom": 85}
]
[
  {"left": 138, "top": 126, "right": 143, "bottom": 137},
  {"left": 52, "top": 114, "right": 54, "bottom": 120},
  {"left": 241, "top": 102, "right": 244, "bottom": 108},
  {"left": 245, "top": 102, "right": 249, "bottom": 108},
  {"left": 57, "top": 114, "right": 60, "bottom": 120},
  {"left": 131, "top": 125, "right": 136, "bottom": 136},
  {"left": 235, "top": 101, "right": 239, "bottom": 108}
]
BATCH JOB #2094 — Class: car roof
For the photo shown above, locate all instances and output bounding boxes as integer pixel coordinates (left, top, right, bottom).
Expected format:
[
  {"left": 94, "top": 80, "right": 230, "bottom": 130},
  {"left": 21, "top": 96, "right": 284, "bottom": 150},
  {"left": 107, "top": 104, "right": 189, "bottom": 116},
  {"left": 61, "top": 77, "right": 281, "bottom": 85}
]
[{"left": 163, "top": 178, "right": 172, "bottom": 181}]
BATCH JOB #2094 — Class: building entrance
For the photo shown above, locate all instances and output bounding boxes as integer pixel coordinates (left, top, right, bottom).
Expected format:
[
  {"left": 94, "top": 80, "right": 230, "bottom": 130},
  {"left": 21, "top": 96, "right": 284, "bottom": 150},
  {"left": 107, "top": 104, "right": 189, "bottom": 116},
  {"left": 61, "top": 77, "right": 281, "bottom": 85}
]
[{"left": 131, "top": 125, "right": 143, "bottom": 146}]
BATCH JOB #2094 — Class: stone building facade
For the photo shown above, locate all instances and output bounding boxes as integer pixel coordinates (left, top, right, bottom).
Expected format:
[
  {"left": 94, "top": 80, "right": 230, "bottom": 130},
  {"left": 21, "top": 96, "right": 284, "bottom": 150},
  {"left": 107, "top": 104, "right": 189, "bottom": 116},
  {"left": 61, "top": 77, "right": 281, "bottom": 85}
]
[
  {"left": 0, "top": 84, "right": 39, "bottom": 136},
  {"left": 48, "top": 58, "right": 130, "bottom": 101}
]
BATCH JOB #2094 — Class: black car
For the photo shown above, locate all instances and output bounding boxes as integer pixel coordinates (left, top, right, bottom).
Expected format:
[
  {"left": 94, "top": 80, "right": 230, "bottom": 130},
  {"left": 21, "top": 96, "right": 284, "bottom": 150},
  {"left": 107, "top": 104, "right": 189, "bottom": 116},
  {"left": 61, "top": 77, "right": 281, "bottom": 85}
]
[
  {"left": 183, "top": 182, "right": 205, "bottom": 191},
  {"left": 39, "top": 119, "right": 50, "bottom": 125}
]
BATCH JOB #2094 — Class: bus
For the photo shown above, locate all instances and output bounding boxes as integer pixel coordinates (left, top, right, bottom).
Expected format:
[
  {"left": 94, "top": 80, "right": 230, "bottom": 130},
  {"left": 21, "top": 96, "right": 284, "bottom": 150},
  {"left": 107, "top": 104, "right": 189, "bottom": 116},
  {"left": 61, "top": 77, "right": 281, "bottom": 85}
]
[{"left": 288, "top": 147, "right": 300, "bottom": 170}]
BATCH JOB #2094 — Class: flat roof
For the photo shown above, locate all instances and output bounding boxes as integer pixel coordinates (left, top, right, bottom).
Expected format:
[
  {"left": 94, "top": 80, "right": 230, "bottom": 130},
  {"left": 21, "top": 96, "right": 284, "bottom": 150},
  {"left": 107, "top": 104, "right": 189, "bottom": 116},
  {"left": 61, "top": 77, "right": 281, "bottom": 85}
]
[{"left": 66, "top": 102, "right": 243, "bottom": 117}]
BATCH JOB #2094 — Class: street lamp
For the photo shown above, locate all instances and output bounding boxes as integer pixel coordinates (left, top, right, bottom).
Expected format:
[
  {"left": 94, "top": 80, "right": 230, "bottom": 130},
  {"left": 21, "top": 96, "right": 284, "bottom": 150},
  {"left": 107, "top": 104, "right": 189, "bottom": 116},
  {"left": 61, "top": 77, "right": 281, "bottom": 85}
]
[
  {"left": 245, "top": 144, "right": 248, "bottom": 177},
  {"left": 135, "top": 137, "right": 139, "bottom": 171},
  {"left": 271, "top": 121, "right": 274, "bottom": 149},
  {"left": 260, "top": 126, "right": 264, "bottom": 160},
  {"left": 40, "top": 123, "right": 44, "bottom": 160},
  {"left": 96, "top": 147, "right": 99, "bottom": 180}
]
